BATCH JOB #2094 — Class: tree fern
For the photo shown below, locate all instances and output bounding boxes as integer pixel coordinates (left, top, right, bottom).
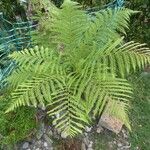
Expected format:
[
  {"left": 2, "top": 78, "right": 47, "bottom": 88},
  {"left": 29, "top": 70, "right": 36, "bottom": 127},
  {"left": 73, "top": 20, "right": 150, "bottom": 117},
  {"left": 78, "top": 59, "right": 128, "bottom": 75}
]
[{"left": 5, "top": 0, "right": 150, "bottom": 137}]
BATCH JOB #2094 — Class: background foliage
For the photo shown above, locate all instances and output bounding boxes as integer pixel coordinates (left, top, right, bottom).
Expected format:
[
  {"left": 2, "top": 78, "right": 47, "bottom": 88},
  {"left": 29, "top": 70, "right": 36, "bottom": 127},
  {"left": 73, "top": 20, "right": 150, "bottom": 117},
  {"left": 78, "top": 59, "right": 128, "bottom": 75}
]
[
  {"left": 0, "top": 0, "right": 26, "bottom": 22},
  {"left": 126, "top": 0, "right": 150, "bottom": 46},
  {"left": 51, "top": 0, "right": 150, "bottom": 46},
  {"left": 129, "top": 73, "right": 150, "bottom": 150}
]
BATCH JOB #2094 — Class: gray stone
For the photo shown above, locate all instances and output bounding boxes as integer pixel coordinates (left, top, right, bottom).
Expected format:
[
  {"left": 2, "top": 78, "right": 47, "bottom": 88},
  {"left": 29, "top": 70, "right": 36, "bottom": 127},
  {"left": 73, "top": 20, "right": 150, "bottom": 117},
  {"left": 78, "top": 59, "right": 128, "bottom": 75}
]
[
  {"left": 87, "top": 148, "right": 93, "bottom": 150},
  {"left": 120, "top": 145, "right": 131, "bottom": 150},
  {"left": 46, "top": 129, "right": 53, "bottom": 137},
  {"left": 96, "top": 126, "right": 103, "bottom": 133},
  {"left": 43, "top": 134, "right": 53, "bottom": 146},
  {"left": 85, "top": 126, "right": 92, "bottom": 132},
  {"left": 81, "top": 142, "right": 86, "bottom": 150},
  {"left": 56, "top": 113, "right": 60, "bottom": 119},
  {"left": 123, "top": 133, "right": 128, "bottom": 139},
  {"left": 44, "top": 142, "right": 48, "bottom": 147},
  {"left": 41, "top": 106, "right": 46, "bottom": 111},
  {"left": 122, "top": 129, "right": 128, "bottom": 139},
  {"left": 117, "top": 143, "right": 123, "bottom": 147},
  {"left": 113, "top": 140, "right": 117, "bottom": 144},
  {"left": 36, "top": 123, "right": 45, "bottom": 139},
  {"left": 88, "top": 141, "right": 93, "bottom": 148},
  {"left": 83, "top": 137, "right": 90, "bottom": 146},
  {"left": 108, "top": 142, "right": 114, "bottom": 149},
  {"left": 61, "top": 132, "right": 68, "bottom": 139},
  {"left": 22, "top": 142, "right": 29, "bottom": 149},
  {"left": 125, "top": 141, "right": 130, "bottom": 146}
]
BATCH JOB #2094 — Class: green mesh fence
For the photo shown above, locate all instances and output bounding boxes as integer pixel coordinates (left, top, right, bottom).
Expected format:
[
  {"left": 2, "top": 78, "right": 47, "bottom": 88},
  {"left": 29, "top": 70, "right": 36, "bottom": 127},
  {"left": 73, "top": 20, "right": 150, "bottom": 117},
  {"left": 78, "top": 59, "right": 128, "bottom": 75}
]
[
  {"left": 0, "top": 12, "right": 36, "bottom": 90},
  {"left": 0, "top": 0, "right": 125, "bottom": 90}
]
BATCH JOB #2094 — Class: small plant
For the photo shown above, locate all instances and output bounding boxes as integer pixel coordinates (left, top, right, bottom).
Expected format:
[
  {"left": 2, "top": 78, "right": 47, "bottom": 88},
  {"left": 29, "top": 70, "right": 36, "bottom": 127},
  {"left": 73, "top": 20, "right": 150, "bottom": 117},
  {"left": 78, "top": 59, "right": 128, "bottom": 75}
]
[
  {"left": 5, "top": 0, "right": 150, "bottom": 138},
  {"left": 0, "top": 95, "right": 37, "bottom": 149}
]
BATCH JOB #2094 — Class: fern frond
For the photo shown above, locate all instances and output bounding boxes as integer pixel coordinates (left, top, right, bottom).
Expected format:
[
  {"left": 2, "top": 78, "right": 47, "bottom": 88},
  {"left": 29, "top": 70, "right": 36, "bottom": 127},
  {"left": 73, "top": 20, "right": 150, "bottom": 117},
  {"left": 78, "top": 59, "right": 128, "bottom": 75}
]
[
  {"left": 9, "top": 46, "right": 56, "bottom": 69},
  {"left": 84, "top": 8, "right": 133, "bottom": 47},
  {"left": 47, "top": 74, "right": 89, "bottom": 137},
  {"left": 100, "top": 39, "right": 150, "bottom": 77},
  {"left": 6, "top": 75, "right": 64, "bottom": 113},
  {"left": 7, "top": 46, "right": 64, "bottom": 88},
  {"left": 51, "top": 1, "right": 88, "bottom": 50}
]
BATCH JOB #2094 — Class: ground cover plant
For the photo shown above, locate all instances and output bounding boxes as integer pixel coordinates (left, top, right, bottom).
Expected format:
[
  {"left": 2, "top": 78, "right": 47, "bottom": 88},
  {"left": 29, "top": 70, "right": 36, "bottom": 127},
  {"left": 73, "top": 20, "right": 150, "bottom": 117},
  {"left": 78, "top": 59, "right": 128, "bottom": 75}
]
[
  {"left": 129, "top": 73, "right": 150, "bottom": 150},
  {"left": 0, "top": 95, "right": 37, "bottom": 149}
]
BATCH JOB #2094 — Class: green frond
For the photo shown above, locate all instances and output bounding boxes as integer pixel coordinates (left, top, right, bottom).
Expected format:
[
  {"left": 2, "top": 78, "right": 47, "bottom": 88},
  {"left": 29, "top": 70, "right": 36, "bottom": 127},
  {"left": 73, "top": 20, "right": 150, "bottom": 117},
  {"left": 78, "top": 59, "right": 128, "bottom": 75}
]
[
  {"left": 51, "top": 0, "right": 88, "bottom": 50},
  {"left": 101, "top": 39, "right": 150, "bottom": 77},
  {"left": 84, "top": 8, "right": 133, "bottom": 47},
  {"left": 7, "top": 46, "right": 64, "bottom": 88},
  {"left": 6, "top": 75, "right": 64, "bottom": 113},
  {"left": 47, "top": 74, "right": 89, "bottom": 137},
  {"left": 84, "top": 74, "right": 133, "bottom": 118},
  {"left": 9, "top": 46, "right": 56, "bottom": 68}
]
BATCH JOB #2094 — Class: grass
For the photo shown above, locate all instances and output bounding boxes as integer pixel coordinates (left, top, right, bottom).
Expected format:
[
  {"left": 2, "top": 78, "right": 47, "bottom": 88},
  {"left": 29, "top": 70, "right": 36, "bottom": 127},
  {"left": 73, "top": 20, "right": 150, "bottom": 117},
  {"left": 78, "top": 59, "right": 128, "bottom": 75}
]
[{"left": 129, "top": 73, "right": 150, "bottom": 150}]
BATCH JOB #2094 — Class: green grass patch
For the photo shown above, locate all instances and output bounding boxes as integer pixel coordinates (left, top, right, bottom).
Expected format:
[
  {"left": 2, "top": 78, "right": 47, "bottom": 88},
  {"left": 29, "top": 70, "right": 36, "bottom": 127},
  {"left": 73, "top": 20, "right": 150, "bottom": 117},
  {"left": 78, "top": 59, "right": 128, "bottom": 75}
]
[{"left": 129, "top": 73, "right": 150, "bottom": 150}]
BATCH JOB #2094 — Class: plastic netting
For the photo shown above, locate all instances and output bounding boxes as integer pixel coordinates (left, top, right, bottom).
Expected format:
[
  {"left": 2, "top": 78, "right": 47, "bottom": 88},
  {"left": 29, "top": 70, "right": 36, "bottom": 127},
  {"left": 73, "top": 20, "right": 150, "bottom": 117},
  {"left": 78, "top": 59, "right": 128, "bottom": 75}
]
[
  {"left": 0, "top": 0, "right": 124, "bottom": 90},
  {"left": 0, "top": 12, "right": 36, "bottom": 89}
]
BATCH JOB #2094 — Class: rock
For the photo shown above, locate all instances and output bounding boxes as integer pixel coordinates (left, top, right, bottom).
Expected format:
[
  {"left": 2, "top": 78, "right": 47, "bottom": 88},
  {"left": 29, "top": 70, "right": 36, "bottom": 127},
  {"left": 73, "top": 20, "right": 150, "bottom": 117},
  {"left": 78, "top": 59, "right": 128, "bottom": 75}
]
[
  {"left": 56, "top": 113, "right": 60, "bottom": 119},
  {"left": 98, "top": 100, "right": 124, "bottom": 134},
  {"left": 46, "top": 129, "right": 53, "bottom": 137},
  {"left": 36, "top": 131, "right": 43, "bottom": 140},
  {"left": 88, "top": 141, "right": 93, "bottom": 148},
  {"left": 43, "top": 134, "right": 53, "bottom": 146},
  {"left": 36, "top": 123, "right": 45, "bottom": 139},
  {"left": 61, "top": 132, "right": 68, "bottom": 139},
  {"left": 96, "top": 126, "right": 103, "bottom": 133},
  {"left": 41, "top": 106, "right": 46, "bottom": 111},
  {"left": 44, "top": 142, "right": 48, "bottom": 147},
  {"left": 87, "top": 148, "right": 93, "bottom": 150},
  {"left": 83, "top": 137, "right": 90, "bottom": 146},
  {"left": 108, "top": 142, "right": 114, "bottom": 149},
  {"left": 113, "top": 140, "right": 117, "bottom": 144},
  {"left": 84, "top": 132, "right": 88, "bottom": 136},
  {"left": 22, "top": 142, "right": 29, "bottom": 149},
  {"left": 117, "top": 143, "right": 122, "bottom": 147},
  {"left": 98, "top": 113, "right": 123, "bottom": 134},
  {"left": 81, "top": 142, "right": 86, "bottom": 150},
  {"left": 85, "top": 126, "right": 92, "bottom": 132},
  {"left": 120, "top": 144, "right": 131, "bottom": 150},
  {"left": 34, "top": 140, "right": 43, "bottom": 149},
  {"left": 122, "top": 129, "right": 128, "bottom": 139},
  {"left": 125, "top": 141, "right": 130, "bottom": 146}
]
